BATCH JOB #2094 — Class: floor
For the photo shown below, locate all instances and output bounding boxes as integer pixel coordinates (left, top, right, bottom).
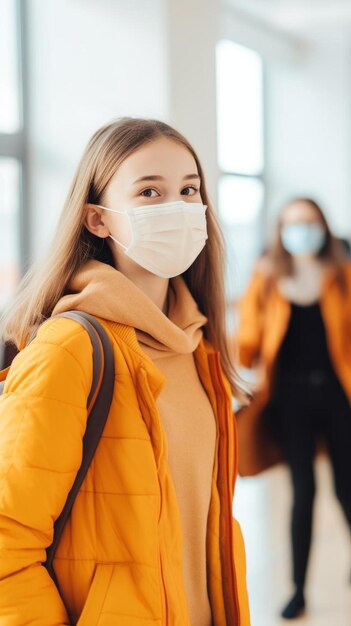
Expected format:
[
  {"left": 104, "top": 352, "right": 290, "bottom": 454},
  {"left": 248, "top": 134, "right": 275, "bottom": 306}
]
[{"left": 233, "top": 457, "right": 351, "bottom": 625}]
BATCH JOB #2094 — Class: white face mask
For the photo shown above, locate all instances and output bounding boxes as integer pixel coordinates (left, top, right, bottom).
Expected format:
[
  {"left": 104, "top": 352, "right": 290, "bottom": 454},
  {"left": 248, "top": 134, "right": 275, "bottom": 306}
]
[{"left": 94, "top": 200, "right": 208, "bottom": 278}]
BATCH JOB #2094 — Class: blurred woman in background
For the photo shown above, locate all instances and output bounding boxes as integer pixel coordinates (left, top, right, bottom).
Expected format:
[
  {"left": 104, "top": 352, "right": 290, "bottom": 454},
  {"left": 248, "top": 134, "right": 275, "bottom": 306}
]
[{"left": 236, "top": 198, "right": 351, "bottom": 620}]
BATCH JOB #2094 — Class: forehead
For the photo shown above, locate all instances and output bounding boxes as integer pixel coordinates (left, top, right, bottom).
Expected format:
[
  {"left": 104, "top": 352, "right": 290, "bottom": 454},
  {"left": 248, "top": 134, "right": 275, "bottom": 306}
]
[
  {"left": 282, "top": 201, "right": 321, "bottom": 223},
  {"left": 112, "top": 137, "right": 198, "bottom": 185}
]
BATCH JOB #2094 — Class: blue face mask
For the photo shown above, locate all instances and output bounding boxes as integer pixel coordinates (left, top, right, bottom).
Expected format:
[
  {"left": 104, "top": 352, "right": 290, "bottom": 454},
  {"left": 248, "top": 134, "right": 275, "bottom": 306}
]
[{"left": 281, "top": 222, "right": 326, "bottom": 256}]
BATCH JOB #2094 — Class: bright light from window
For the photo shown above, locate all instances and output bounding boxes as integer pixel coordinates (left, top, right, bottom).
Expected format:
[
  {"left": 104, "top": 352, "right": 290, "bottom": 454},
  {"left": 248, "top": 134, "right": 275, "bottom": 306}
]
[
  {"left": 0, "top": 158, "right": 21, "bottom": 309},
  {"left": 219, "top": 175, "right": 264, "bottom": 225},
  {"left": 0, "top": 0, "right": 21, "bottom": 133},
  {"left": 216, "top": 39, "right": 263, "bottom": 175}
]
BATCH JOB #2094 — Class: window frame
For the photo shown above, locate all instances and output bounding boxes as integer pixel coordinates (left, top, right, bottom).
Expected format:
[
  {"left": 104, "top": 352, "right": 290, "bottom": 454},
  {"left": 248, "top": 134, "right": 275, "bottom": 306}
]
[{"left": 0, "top": 0, "right": 29, "bottom": 277}]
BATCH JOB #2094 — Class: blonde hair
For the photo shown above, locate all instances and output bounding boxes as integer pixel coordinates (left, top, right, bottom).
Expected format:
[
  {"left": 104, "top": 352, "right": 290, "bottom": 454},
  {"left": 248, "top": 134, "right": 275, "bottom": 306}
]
[{"left": 0, "top": 117, "right": 247, "bottom": 400}]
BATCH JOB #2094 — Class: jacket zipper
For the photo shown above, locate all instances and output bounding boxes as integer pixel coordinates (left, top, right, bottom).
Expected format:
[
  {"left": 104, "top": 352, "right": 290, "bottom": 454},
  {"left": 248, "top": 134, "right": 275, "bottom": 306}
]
[
  {"left": 209, "top": 353, "right": 240, "bottom": 626},
  {"left": 158, "top": 480, "right": 169, "bottom": 626},
  {"left": 138, "top": 367, "right": 169, "bottom": 626},
  {"left": 159, "top": 533, "right": 168, "bottom": 625}
]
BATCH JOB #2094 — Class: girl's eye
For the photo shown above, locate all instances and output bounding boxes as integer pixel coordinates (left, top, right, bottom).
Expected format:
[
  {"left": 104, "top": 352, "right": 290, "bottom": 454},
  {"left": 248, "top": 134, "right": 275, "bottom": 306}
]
[
  {"left": 140, "top": 188, "right": 159, "bottom": 198},
  {"left": 181, "top": 186, "right": 198, "bottom": 196}
]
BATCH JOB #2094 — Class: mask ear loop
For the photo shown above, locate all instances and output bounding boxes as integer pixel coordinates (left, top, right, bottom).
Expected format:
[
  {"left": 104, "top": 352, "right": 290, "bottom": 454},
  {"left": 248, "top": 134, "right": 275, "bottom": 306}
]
[
  {"left": 108, "top": 234, "right": 128, "bottom": 251},
  {"left": 93, "top": 203, "right": 124, "bottom": 215},
  {"left": 91, "top": 204, "right": 129, "bottom": 251}
]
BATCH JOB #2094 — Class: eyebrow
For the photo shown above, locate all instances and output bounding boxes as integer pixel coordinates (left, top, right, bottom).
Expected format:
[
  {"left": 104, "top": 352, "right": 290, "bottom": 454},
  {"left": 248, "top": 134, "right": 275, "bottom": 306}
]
[{"left": 133, "top": 174, "right": 201, "bottom": 184}]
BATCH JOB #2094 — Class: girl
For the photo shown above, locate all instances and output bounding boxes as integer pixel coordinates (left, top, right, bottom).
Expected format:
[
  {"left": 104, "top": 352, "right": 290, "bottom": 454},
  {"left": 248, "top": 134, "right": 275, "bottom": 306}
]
[
  {"left": 0, "top": 118, "right": 250, "bottom": 626},
  {"left": 236, "top": 198, "right": 351, "bottom": 620}
]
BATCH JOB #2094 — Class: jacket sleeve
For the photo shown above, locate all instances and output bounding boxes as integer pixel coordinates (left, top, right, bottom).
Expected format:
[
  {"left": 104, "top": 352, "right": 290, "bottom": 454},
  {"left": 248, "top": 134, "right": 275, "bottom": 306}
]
[
  {"left": 0, "top": 317, "right": 93, "bottom": 625},
  {"left": 235, "top": 270, "right": 266, "bottom": 369}
]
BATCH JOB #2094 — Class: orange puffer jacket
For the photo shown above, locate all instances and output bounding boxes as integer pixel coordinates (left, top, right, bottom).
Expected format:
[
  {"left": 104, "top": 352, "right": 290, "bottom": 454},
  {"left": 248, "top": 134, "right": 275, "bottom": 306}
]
[
  {"left": 0, "top": 315, "right": 250, "bottom": 626},
  {"left": 237, "top": 262, "right": 351, "bottom": 401},
  {"left": 235, "top": 262, "right": 351, "bottom": 476}
]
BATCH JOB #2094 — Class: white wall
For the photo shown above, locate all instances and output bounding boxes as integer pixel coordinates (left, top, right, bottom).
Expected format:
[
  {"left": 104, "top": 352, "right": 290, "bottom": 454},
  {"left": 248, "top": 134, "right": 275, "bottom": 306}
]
[{"left": 266, "top": 38, "right": 351, "bottom": 238}]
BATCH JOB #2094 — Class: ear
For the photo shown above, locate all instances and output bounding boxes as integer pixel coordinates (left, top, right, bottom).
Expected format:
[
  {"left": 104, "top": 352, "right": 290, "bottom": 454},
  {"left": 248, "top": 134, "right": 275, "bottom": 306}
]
[{"left": 84, "top": 203, "right": 109, "bottom": 238}]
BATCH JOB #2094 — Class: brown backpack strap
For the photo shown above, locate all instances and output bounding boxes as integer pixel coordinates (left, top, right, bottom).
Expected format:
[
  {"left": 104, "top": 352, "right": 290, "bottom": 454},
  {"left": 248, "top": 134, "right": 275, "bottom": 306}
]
[{"left": 44, "top": 311, "right": 115, "bottom": 582}]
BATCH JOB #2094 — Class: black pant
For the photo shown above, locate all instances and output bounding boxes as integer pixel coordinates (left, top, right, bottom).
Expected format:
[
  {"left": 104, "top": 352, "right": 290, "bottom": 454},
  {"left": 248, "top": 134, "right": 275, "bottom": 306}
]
[{"left": 266, "top": 370, "right": 351, "bottom": 590}]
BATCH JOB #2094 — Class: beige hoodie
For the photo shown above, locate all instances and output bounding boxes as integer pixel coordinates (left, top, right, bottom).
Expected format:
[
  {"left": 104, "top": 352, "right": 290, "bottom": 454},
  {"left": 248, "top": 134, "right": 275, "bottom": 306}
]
[{"left": 53, "top": 259, "right": 216, "bottom": 626}]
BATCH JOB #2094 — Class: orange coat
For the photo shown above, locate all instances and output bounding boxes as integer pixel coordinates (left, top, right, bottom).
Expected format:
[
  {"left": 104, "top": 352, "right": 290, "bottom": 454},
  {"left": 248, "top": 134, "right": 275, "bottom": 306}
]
[
  {"left": 235, "top": 263, "right": 351, "bottom": 477},
  {"left": 0, "top": 315, "right": 250, "bottom": 625}
]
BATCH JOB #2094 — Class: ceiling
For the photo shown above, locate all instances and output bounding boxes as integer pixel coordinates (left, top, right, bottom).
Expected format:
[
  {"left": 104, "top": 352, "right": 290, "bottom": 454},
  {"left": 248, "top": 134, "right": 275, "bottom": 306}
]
[{"left": 225, "top": 0, "right": 351, "bottom": 36}]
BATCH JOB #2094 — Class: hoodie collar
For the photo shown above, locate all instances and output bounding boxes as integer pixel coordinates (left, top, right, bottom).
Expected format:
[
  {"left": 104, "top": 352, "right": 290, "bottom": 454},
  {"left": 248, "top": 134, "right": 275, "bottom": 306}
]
[{"left": 52, "top": 260, "right": 207, "bottom": 355}]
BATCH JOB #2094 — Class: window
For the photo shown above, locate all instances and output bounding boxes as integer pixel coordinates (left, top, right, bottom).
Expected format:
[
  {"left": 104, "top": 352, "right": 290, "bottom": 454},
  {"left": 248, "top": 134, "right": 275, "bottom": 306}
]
[
  {"left": 0, "top": 0, "right": 25, "bottom": 312},
  {"left": 216, "top": 39, "right": 265, "bottom": 302},
  {"left": 0, "top": 158, "right": 21, "bottom": 310}
]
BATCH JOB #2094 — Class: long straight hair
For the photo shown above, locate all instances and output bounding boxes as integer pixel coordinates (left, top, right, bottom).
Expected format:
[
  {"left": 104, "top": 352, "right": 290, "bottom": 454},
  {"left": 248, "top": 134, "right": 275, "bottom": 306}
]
[{"left": 0, "top": 117, "right": 248, "bottom": 400}]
